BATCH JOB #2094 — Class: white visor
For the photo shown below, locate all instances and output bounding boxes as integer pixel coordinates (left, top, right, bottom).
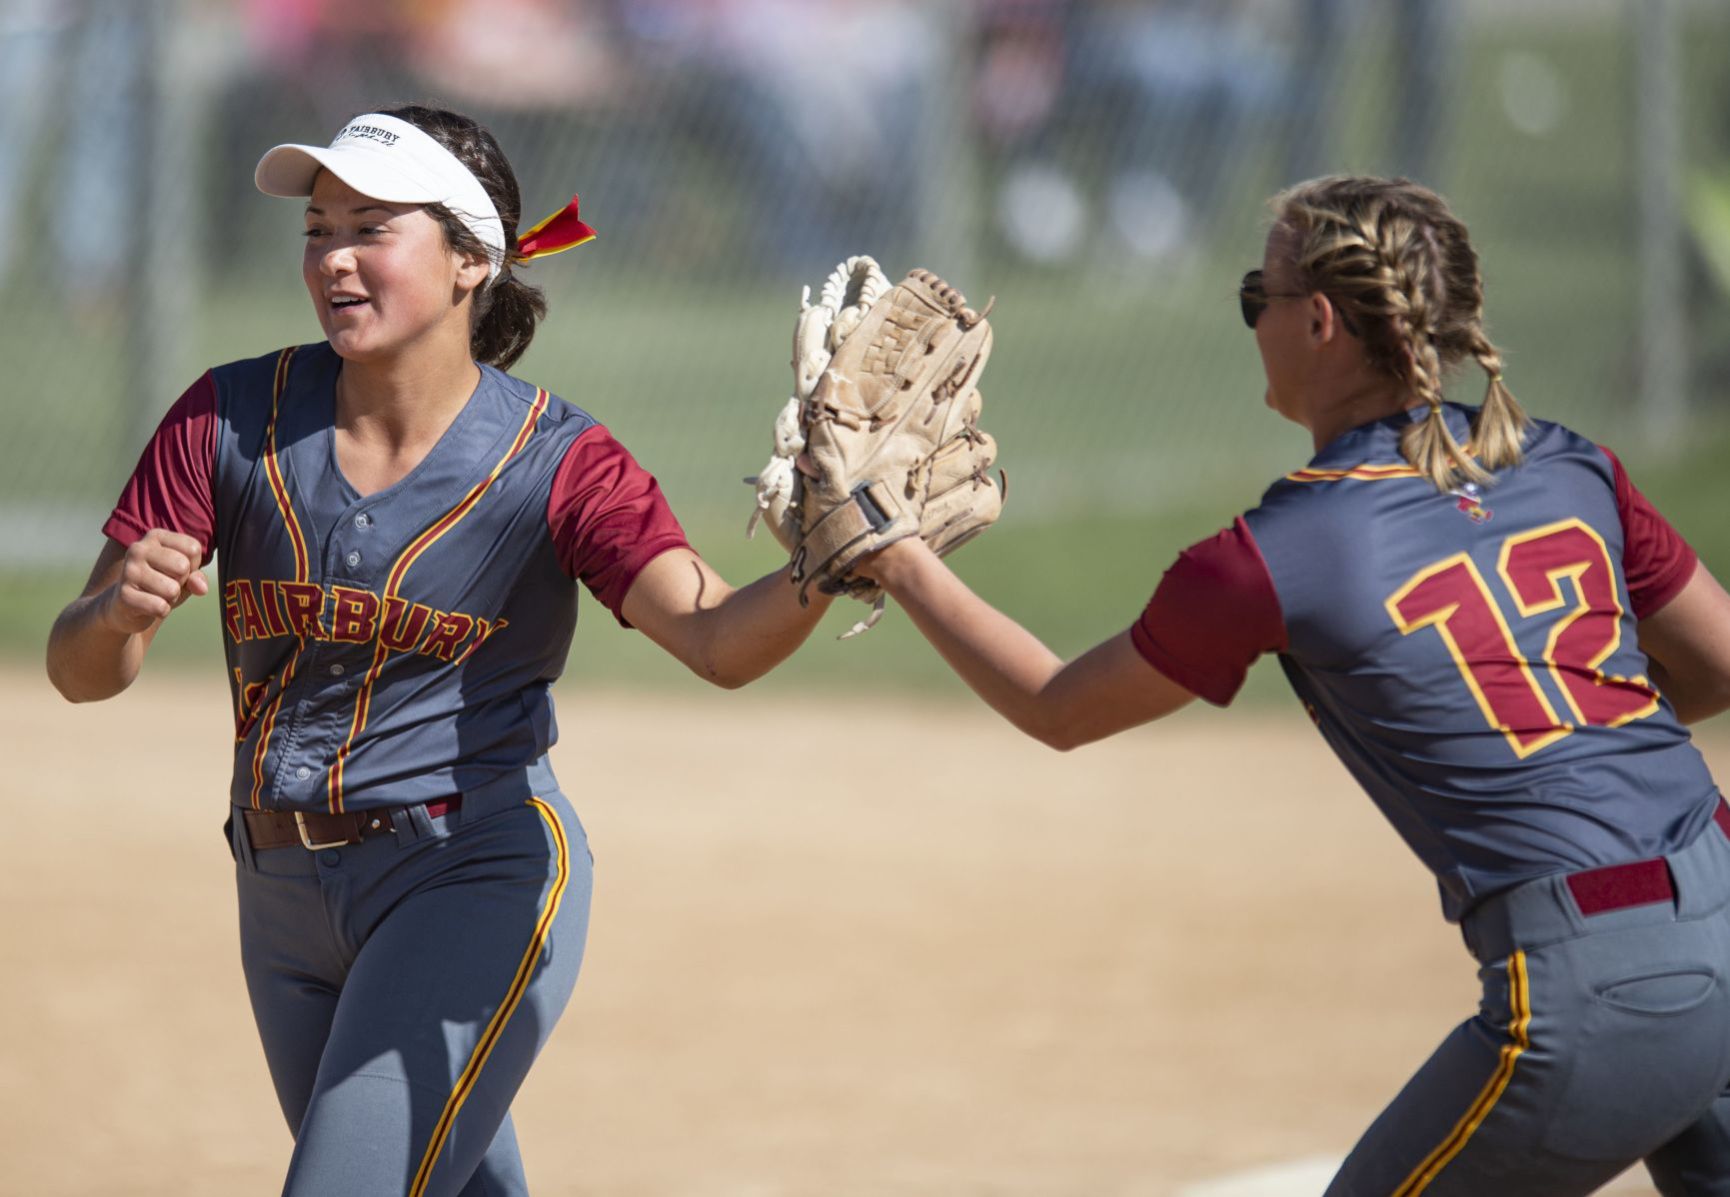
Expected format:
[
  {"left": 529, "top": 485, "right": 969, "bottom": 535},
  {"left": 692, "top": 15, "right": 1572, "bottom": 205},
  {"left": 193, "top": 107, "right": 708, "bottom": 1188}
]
[{"left": 255, "top": 113, "right": 507, "bottom": 281}]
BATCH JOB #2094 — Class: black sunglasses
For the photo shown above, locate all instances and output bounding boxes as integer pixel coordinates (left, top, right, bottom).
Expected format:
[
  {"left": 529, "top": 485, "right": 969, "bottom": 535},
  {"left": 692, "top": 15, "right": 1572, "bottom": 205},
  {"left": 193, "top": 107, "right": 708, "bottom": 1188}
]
[{"left": 1238, "top": 269, "right": 1359, "bottom": 335}]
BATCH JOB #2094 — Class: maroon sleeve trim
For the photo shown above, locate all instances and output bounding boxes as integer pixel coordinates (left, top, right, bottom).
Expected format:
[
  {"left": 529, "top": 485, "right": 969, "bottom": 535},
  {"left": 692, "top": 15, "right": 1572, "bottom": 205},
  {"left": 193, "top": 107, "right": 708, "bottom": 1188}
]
[
  {"left": 1129, "top": 618, "right": 1239, "bottom": 706},
  {"left": 1597, "top": 444, "right": 1700, "bottom": 619},
  {"left": 1129, "top": 516, "right": 1287, "bottom": 707},
  {"left": 103, "top": 372, "right": 219, "bottom": 562},
  {"left": 1640, "top": 554, "right": 1700, "bottom": 620},
  {"left": 599, "top": 537, "right": 694, "bottom": 629},
  {"left": 100, "top": 512, "right": 149, "bottom": 550},
  {"left": 548, "top": 424, "right": 693, "bottom": 628}
]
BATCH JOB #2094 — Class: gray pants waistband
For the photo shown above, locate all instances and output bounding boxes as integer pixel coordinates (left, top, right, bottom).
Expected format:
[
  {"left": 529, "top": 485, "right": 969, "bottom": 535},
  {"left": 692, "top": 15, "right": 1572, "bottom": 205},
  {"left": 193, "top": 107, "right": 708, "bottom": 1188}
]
[{"left": 1462, "top": 802, "right": 1730, "bottom": 964}]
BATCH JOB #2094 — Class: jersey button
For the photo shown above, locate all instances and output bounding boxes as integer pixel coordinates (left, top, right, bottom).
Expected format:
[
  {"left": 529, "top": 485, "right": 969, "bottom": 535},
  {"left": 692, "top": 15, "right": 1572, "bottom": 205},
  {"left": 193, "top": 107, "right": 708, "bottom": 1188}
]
[
  {"left": 328, "top": 663, "right": 345, "bottom": 677},
  {"left": 354, "top": 513, "right": 371, "bottom": 529},
  {"left": 295, "top": 766, "right": 312, "bottom": 781},
  {"left": 345, "top": 550, "right": 362, "bottom": 569}
]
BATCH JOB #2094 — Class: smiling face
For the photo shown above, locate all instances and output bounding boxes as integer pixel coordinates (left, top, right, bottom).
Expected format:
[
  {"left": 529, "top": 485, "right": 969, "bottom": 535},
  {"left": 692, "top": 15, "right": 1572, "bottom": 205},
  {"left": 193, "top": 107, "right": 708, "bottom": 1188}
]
[{"left": 301, "top": 170, "right": 489, "bottom": 365}]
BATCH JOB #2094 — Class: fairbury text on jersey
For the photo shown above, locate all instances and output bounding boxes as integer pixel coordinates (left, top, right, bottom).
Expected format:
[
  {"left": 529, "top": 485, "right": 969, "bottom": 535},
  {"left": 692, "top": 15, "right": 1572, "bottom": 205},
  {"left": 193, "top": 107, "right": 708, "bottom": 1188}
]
[{"left": 221, "top": 577, "right": 507, "bottom": 662}]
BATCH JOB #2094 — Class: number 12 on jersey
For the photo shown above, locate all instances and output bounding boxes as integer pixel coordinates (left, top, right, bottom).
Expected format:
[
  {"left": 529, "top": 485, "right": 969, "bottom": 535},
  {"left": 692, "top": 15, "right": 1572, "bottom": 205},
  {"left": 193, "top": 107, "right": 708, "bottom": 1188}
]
[{"left": 1385, "top": 518, "right": 1661, "bottom": 758}]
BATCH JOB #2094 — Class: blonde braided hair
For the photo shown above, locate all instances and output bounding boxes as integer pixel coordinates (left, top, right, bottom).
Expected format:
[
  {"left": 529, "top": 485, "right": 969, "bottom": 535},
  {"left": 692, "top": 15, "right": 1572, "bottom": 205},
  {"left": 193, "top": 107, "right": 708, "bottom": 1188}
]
[{"left": 1271, "top": 176, "right": 1530, "bottom": 492}]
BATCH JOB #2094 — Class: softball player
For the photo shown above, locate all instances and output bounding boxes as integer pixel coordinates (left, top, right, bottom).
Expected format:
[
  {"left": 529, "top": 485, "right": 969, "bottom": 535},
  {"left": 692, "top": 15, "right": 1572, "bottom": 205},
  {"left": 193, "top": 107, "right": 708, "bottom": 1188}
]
[
  {"left": 858, "top": 176, "right": 1730, "bottom": 1195},
  {"left": 46, "top": 104, "right": 835, "bottom": 1197}
]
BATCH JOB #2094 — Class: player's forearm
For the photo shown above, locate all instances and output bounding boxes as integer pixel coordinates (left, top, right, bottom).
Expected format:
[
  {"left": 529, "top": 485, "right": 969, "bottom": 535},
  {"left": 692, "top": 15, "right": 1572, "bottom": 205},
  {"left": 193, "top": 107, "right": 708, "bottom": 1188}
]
[
  {"left": 1637, "top": 564, "right": 1730, "bottom": 725},
  {"left": 693, "top": 565, "right": 833, "bottom": 688},
  {"left": 867, "top": 540, "right": 1074, "bottom": 746},
  {"left": 1646, "top": 658, "right": 1730, "bottom": 725},
  {"left": 46, "top": 593, "right": 148, "bottom": 702}
]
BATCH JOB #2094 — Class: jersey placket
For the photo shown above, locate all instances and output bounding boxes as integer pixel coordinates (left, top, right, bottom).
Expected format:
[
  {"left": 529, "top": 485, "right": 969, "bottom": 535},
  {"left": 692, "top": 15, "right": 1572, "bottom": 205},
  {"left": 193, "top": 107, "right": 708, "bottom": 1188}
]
[{"left": 294, "top": 385, "right": 549, "bottom": 813}]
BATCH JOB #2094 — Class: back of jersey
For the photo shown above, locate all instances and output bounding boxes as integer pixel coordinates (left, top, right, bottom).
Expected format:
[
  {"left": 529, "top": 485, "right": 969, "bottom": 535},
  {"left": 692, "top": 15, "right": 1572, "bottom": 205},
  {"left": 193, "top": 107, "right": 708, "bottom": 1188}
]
[{"left": 1246, "top": 404, "right": 1718, "bottom": 919}]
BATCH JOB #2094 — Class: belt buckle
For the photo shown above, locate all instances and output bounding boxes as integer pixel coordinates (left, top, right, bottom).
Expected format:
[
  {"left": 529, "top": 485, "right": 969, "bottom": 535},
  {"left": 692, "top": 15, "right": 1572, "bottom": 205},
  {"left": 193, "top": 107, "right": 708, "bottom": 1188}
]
[{"left": 295, "top": 811, "right": 354, "bottom": 851}]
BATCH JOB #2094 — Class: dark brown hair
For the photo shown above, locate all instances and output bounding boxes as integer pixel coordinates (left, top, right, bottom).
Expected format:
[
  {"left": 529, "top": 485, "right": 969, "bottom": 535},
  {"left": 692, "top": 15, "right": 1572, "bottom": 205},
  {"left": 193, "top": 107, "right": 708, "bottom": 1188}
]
[{"left": 376, "top": 103, "right": 547, "bottom": 371}]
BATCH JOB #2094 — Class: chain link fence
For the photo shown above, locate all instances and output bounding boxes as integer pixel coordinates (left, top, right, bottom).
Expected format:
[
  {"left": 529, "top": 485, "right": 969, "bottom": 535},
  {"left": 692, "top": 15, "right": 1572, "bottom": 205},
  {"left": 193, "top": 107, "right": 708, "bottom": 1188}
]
[{"left": 3, "top": 0, "right": 1727, "bottom": 587}]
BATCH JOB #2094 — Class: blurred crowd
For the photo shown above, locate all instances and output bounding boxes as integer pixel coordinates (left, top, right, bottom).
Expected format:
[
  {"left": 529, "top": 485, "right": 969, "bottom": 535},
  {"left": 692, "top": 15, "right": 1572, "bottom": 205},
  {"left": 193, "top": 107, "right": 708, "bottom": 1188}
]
[
  {"left": 0, "top": 0, "right": 1472, "bottom": 290},
  {"left": 241, "top": 0, "right": 1460, "bottom": 270}
]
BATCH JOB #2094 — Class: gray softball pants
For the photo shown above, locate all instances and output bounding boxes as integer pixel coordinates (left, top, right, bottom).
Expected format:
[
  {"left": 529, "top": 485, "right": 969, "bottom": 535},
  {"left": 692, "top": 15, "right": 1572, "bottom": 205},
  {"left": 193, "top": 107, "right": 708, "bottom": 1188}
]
[
  {"left": 228, "top": 789, "right": 592, "bottom": 1197},
  {"left": 1326, "top": 802, "right": 1730, "bottom": 1196}
]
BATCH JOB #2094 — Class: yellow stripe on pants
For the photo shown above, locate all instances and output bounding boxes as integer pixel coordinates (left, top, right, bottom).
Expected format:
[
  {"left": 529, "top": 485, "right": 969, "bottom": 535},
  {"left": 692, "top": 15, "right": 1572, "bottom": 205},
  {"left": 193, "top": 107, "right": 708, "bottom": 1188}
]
[
  {"left": 1392, "top": 949, "right": 1532, "bottom": 1196},
  {"left": 407, "top": 798, "right": 571, "bottom": 1197}
]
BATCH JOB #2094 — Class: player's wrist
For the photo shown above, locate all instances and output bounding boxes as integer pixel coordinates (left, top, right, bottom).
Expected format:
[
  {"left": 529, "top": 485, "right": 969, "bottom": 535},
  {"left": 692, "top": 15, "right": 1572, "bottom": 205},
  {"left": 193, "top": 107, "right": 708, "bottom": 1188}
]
[
  {"left": 94, "top": 583, "right": 151, "bottom": 638},
  {"left": 92, "top": 585, "right": 129, "bottom": 635},
  {"left": 853, "top": 536, "right": 928, "bottom": 589}
]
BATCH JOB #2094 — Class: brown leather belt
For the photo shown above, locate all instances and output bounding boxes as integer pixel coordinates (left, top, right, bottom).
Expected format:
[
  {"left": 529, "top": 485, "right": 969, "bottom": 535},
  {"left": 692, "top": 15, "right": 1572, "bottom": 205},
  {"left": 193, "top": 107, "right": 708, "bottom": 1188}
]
[{"left": 243, "top": 797, "right": 461, "bottom": 851}]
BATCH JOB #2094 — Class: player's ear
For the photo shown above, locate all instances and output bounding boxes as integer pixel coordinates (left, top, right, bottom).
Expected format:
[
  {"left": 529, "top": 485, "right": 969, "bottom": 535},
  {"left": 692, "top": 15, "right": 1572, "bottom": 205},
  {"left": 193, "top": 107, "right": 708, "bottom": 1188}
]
[
  {"left": 1306, "top": 292, "right": 1336, "bottom": 344},
  {"left": 451, "top": 249, "right": 491, "bottom": 299}
]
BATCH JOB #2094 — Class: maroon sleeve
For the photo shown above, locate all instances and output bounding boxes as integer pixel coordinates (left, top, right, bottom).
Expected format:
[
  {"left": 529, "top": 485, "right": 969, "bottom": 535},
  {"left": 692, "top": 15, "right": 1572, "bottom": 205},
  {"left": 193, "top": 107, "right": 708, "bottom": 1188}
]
[
  {"left": 547, "top": 425, "right": 692, "bottom": 627},
  {"left": 1129, "top": 517, "right": 1288, "bottom": 706},
  {"left": 101, "top": 372, "right": 219, "bottom": 564},
  {"left": 1598, "top": 445, "right": 1698, "bottom": 619}
]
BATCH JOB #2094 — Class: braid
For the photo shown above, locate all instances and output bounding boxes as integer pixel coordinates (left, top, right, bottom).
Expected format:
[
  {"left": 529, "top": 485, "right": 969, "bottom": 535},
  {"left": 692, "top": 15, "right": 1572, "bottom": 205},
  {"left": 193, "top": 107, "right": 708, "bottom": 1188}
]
[
  {"left": 1374, "top": 210, "right": 1443, "bottom": 406},
  {"left": 1422, "top": 197, "right": 1531, "bottom": 473},
  {"left": 1467, "top": 330, "right": 1531, "bottom": 471},
  {"left": 1375, "top": 206, "right": 1488, "bottom": 490},
  {"left": 1273, "top": 176, "right": 1525, "bottom": 492}
]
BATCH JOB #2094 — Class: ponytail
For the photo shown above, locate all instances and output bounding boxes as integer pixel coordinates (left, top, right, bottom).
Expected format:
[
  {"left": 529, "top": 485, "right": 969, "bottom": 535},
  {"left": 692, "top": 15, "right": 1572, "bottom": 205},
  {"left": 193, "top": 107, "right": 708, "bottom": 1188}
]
[
  {"left": 1467, "top": 333, "right": 1531, "bottom": 473},
  {"left": 470, "top": 267, "right": 547, "bottom": 372},
  {"left": 1400, "top": 400, "right": 1490, "bottom": 492}
]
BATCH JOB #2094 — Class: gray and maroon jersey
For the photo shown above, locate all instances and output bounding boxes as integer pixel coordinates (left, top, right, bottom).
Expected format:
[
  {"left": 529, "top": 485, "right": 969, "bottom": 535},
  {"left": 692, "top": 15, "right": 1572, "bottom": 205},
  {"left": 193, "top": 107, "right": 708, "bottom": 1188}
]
[
  {"left": 1132, "top": 402, "right": 1718, "bottom": 920},
  {"left": 105, "top": 342, "right": 690, "bottom": 815}
]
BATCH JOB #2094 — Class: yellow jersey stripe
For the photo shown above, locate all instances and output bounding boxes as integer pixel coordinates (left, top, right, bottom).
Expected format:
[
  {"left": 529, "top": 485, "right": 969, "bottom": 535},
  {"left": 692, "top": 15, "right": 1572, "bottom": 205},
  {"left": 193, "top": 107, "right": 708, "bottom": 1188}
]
[
  {"left": 261, "top": 348, "right": 309, "bottom": 579},
  {"left": 1285, "top": 443, "right": 1481, "bottom": 485},
  {"left": 326, "top": 389, "right": 548, "bottom": 813},
  {"left": 248, "top": 645, "right": 303, "bottom": 808},
  {"left": 1286, "top": 463, "right": 1422, "bottom": 483},
  {"left": 248, "top": 347, "right": 306, "bottom": 810}
]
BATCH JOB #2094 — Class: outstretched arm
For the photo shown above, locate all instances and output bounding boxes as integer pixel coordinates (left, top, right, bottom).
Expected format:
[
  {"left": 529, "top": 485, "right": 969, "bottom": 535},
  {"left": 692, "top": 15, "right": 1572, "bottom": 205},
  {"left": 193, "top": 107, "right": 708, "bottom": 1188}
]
[
  {"left": 47, "top": 530, "right": 210, "bottom": 702},
  {"left": 860, "top": 538, "right": 1195, "bottom": 749},
  {"left": 1639, "top": 562, "right": 1730, "bottom": 724},
  {"left": 621, "top": 548, "right": 834, "bottom": 689}
]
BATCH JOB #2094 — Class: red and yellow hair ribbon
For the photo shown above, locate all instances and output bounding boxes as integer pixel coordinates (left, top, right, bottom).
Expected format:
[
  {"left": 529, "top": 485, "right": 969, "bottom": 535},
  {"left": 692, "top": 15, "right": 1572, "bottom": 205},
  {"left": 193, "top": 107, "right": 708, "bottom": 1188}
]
[{"left": 516, "top": 195, "right": 596, "bottom": 262}]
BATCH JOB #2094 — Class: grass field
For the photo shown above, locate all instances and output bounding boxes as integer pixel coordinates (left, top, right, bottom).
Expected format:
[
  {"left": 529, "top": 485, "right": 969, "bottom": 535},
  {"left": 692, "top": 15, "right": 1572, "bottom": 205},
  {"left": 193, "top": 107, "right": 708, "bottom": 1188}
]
[{"left": 4, "top": 10, "right": 1729, "bottom": 694}]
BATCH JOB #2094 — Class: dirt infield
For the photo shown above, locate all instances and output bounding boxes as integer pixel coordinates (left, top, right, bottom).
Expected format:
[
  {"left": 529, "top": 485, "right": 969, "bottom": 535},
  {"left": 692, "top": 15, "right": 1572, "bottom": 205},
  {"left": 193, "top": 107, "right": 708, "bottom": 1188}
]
[{"left": 4, "top": 668, "right": 1712, "bottom": 1196}]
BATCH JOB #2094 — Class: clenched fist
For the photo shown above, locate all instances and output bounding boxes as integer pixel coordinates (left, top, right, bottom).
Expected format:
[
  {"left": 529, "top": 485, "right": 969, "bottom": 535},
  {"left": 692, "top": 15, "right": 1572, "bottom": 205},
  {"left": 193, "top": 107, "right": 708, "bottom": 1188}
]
[{"left": 101, "top": 529, "right": 209, "bottom": 635}]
